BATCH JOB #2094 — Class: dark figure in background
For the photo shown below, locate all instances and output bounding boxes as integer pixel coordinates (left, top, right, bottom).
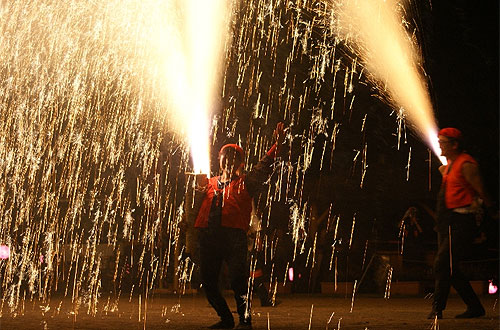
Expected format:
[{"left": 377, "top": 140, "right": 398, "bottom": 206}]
[
  {"left": 398, "top": 207, "right": 423, "bottom": 241},
  {"left": 194, "top": 123, "right": 284, "bottom": 329},
  {"left": 308, "top": 201, "right": 330, "bottom": 293},
  {"left": 248, "top": 223, "right": 275, "bottom": 307},
  {"left": 428, "top": 128, "right": 495, "bottom": 319},
  {"left": 398, "top": 207, "right": 424, "bottom": 262}
]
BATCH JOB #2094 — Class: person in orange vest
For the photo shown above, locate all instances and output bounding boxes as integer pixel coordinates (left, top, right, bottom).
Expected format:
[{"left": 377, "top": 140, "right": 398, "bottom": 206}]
[
  {"left": 428, "top": 127, "right": 496, "bottom": 319},
  {"left": 194, "top": 123, "right": 285, "bottom": 329}
]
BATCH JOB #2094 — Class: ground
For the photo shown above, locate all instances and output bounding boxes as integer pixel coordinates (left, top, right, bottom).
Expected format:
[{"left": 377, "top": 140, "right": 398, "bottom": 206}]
[{"left": 0, "top": 293, "right": 498, "bottom": 330}]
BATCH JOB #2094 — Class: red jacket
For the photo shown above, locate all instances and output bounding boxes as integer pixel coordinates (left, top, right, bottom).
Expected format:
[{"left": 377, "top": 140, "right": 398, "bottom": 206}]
[
  {"left": 194, "top": 144, "right": 278, "bottom": 231},
  {"left": 442, "top": 153, "right": 478, "bottom": 209},
  {"left": 194, "top": 175, "right": 253, "bottom": 230}
]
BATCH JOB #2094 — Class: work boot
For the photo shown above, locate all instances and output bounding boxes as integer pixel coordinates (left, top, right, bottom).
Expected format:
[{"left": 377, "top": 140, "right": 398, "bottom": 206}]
[
  {"left": 235, "top": 319, "right": 252, "bottom": 329},
  {"left": 207, "top": 318, "right": 235, "bottom": 329},
  {"left": 455, "top": 307, "right": 485, "bottom": 318}
]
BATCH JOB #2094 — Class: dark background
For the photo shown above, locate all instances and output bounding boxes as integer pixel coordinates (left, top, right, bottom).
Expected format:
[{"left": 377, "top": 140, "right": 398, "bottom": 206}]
[{"left": 423, "top": 0, "right": 498, "bottom": 191}]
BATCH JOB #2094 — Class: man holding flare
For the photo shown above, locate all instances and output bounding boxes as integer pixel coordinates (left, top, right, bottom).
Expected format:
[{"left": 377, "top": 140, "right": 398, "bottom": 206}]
[
  {"left": 428, "top": 127, "right": 496, "bottom": 319},
  {"left": 193, "top": 123, "right": 285, "bottom": 329}
]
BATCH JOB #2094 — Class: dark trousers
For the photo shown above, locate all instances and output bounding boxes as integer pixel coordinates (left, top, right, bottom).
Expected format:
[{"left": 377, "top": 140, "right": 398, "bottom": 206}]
[
  {"left": 199, "top": 227, "right": 250, "bottom": 323},
  {"left": 432, "top": 212, "right": 483, "bottom": 312}
]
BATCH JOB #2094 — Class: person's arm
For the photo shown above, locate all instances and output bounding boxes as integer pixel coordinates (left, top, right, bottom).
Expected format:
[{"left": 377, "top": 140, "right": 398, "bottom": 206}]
[{"left": 462, "top": 162, "right": 493, "bottom": 208}]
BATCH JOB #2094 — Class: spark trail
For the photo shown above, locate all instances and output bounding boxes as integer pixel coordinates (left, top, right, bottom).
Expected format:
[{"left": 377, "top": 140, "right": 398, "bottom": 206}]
[
  {"left": 330, "top": 0, "right": 446, "bottom": 164},
  {"left": 161, "top": 0, "right": 232, "bottom": 174},
  {"left": 0, "top": 0, "right": 444, "bottom": 321}
]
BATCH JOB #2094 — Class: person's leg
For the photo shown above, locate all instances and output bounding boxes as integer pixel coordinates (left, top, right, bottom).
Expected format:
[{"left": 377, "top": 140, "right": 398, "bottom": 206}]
[
  {"left": 256, "top": 281, "right": 272, "bottom": 306},
  {"left": 430, "top": 230, "right": 451, "bottom": 318},
  {"left": 199, "top": 229, "right": 234, "bottom": 327},
  {"left": 225, "top": 228, "right": 251, "bottom": 326},
  {"left": 449, "top": 215, "right": 484, "bottom": 317},
  {"left": 451, "top": 276, "right": 484, "bottom": 317},
  {"left": 252, "top": 266, "right": 272, "bottom": 306},
  {"left": 250, "top": 251, "right": 273, "bottom": 306}
]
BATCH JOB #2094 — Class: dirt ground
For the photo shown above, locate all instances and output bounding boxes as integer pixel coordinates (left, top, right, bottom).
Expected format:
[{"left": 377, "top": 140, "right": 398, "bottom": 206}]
[{"left": 0, "top": 293, "right": 498, "bottom": 330}]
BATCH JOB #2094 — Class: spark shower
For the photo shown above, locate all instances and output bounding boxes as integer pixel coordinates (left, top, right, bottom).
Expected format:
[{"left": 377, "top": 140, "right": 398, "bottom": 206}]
[{"left": 0, "top": 0, "right": 443, "bottom": 318}]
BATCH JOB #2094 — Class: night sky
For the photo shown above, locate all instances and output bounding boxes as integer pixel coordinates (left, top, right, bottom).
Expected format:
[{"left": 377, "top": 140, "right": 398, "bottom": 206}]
[{"left": 422, "top": 0, "right": 499, "bottom": 194}]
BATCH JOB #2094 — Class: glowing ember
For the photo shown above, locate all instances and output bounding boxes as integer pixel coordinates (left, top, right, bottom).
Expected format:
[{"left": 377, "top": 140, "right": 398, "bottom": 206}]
[
  {"left": 0, "top": 245, "right": 9, "bottom": 260},
  {"left": 489, "top": 280, "right": 498, "bottom": 295},
  {"left": 288, "top": 267, "right": 294, "bottom": 282}
]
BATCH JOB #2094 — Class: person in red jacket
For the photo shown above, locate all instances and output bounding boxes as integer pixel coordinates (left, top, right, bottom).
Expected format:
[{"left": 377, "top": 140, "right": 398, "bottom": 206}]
[
  {"left": 428, "top": 128, "right": 494, "bottom": 319},
  {"left": 194, "top": 123, "right": 285, "bottom": 329}
]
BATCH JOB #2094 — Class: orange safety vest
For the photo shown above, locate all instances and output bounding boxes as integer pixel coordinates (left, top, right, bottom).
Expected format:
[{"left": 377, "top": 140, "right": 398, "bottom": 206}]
[
  {"left": 194, "top": 175, "right": 253, "bottom": 231},
  {"left": 442, "top": 153, "right": 478, "bottom": 209}
]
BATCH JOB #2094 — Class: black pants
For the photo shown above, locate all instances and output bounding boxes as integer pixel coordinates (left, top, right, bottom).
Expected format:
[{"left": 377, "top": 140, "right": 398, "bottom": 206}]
[
  {"left": 432, "top": 212, "right": 483, "bottom": 312},
  {"left": 199, "top": 227, "right": 250, "bottom": 323}
]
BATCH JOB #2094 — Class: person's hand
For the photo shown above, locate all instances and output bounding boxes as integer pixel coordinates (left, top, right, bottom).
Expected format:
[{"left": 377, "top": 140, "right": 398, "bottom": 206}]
[
  {"left": 438, "top": 165, "right": 446, "bottom": 175},
  {"left": 273, "top": 122, "right": 285, "bottom": 147},
  {"left": 195, "top": 173, "right": 208, "bottom": 190}
]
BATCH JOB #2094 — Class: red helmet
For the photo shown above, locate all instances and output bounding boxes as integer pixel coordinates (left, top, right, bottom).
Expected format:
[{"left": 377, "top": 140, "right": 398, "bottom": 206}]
[
  {"left": 438, "top": 127, "right": 462, "bottom": 140},
  {"left": 219, "top": 144, "right": 245, "bottom": 160}
]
